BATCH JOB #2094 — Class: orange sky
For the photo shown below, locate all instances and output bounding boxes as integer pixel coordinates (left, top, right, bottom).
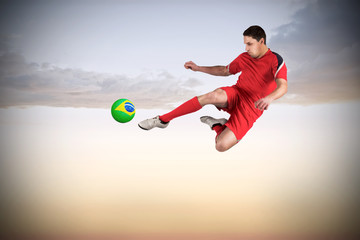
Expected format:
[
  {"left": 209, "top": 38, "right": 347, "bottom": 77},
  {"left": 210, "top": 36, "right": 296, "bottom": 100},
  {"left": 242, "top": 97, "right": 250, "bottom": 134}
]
[{"left": 1, "top": 103, "right": 359, "bottom": 238}]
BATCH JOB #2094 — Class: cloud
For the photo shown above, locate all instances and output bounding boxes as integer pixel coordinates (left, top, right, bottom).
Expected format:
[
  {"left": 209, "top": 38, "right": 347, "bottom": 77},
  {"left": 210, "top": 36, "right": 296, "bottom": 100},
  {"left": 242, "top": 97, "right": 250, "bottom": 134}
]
[
  {"left": 270, "top": 0, "right": 360, "bottom": 104},
  {"left": 1, "top": 0, "right": 359, "bottom": 108},
  {"left": 0, "top": 50, "right": 202, "bottom": 109}
]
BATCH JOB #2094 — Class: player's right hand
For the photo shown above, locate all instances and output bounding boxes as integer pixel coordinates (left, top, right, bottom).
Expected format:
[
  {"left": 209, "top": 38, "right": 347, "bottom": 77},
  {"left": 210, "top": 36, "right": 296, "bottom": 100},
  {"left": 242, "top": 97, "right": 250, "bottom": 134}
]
[{"left": 184, "top": 61, "right": 198, "bottom": 71}]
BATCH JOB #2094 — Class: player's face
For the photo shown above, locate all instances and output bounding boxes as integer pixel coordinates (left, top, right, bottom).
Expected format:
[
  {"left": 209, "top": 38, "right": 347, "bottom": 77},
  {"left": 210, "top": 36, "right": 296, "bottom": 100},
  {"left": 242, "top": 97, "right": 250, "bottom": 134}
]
[{"left": 244, "top": 36, "right": 263, "bottom": 58}]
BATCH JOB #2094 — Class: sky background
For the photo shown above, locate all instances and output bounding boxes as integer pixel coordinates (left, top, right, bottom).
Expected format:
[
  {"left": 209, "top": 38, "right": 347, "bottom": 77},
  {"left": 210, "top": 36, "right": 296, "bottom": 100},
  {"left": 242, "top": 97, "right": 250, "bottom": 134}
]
[{"left": 0, "top": 0, "right": 359, "bottom": 239}]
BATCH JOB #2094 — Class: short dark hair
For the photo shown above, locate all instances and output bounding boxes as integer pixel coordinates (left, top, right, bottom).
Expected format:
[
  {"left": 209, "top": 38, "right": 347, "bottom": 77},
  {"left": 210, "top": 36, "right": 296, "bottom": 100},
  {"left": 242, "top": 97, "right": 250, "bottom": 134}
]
[{"left": 243, "top": 25, "right": 266, "bottom": 45}]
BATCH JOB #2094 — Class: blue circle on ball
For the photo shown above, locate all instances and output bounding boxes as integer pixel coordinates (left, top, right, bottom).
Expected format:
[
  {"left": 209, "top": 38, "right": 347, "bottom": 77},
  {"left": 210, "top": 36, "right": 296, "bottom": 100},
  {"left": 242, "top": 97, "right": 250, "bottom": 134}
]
[{"left": 125, "top": 102, "right": 135, "bottom": 113}]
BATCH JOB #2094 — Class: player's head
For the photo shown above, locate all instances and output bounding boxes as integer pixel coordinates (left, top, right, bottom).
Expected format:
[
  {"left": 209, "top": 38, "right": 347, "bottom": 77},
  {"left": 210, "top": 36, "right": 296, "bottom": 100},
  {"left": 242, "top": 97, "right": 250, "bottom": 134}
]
[{"left": 243, "top": 25, "right": 267, "bottom": 58}]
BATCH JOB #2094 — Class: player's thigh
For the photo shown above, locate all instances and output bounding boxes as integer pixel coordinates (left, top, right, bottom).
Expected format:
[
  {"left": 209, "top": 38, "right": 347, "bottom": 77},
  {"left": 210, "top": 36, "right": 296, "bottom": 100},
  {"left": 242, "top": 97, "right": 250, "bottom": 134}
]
[
  {"left": 213, "top": 88, "right": 228, "bottom": 108},
  {"left": 216, "top": 127, "right": 238, "bottom": 152},
  {"left": 198, "top": 88, "right": 228, "bottom": 108}
]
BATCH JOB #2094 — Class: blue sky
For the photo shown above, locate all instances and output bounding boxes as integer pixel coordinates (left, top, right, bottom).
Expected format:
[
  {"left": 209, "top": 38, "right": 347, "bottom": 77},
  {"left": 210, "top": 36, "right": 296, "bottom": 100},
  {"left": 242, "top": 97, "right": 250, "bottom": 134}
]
[{"left": 0, "top": 0, "right": 360, "bottom": 238}]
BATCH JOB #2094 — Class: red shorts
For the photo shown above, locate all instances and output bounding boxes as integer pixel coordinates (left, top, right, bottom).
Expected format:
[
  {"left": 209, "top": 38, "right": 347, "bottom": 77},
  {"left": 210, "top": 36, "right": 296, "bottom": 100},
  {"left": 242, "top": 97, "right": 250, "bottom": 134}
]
[{"left": 218, "top": 85, "right": 263, "bottom": 140}]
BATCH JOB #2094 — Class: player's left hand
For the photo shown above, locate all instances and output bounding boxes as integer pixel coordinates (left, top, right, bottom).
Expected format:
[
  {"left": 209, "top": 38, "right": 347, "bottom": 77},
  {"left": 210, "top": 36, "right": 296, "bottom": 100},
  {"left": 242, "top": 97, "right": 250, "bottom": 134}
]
[{"left": 255, "top": 97, "right": 273, "bottom": 111}]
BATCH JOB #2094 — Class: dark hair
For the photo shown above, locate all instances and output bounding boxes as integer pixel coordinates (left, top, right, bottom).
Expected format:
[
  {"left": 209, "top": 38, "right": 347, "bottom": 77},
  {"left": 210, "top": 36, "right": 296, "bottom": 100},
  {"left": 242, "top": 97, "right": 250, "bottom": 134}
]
[{"left": 243, "top": 25, "right": 266, "bottom": 45}]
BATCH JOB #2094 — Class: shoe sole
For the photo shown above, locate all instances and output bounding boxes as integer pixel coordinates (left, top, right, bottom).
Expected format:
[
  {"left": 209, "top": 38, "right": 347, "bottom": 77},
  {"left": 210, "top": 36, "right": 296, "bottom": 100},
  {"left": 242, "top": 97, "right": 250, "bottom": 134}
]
[
  {"left": 138, "top": 124, "right": 168, "bottom": 130},
  {"left": 138, "top": 124, "right": 150, "bottom": 130},
  {"left": 200, "top": 116, "right": 209, "bottom": 123},
  {"left": 200, "top": 116, "right": 227, "bottom": 125}
]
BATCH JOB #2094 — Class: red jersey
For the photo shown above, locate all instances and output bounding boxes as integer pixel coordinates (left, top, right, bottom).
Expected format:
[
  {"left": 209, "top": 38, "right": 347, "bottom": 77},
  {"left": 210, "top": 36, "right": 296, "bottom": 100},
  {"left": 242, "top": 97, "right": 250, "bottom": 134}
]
[
  {"left": 218, "top": 49, "right": 287, "bottom": 140},
  {"left": 226, "top": 49, "right": 287, "bottom": 101}
]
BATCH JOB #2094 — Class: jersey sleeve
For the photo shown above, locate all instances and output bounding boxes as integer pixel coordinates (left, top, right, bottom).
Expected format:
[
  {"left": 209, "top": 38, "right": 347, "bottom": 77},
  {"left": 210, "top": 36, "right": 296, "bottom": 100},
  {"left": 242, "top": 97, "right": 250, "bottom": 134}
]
[
  {"left": 276, "top": 62, "right": 287, "bottom": 80},
  {"left": 272, "top": 52, "right": 287, "bottom": 81},
  {"left": 226, "top": 54, "right": 242, "bottom": 75}
]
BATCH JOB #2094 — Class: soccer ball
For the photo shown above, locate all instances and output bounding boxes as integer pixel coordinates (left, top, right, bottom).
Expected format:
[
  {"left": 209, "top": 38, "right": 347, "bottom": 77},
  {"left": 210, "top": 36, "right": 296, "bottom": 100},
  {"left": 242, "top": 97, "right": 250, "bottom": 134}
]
[{"left": 111, "top": 99, "right": 136, "bottom": 123}]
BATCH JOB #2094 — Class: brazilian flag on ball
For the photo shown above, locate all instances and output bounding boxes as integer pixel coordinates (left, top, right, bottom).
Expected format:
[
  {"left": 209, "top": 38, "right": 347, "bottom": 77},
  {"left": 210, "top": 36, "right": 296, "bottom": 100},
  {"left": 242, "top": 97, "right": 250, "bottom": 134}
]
[{"left": 111, "top": 99, "right": 135, "bottom": 123}]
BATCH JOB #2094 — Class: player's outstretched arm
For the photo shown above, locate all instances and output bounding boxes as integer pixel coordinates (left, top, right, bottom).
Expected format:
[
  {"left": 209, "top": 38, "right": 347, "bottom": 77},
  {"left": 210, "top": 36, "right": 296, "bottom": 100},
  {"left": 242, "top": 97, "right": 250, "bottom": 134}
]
[
  {"left": 255, "top": 78, "right": 288, "bottom": 111},
  {"left": 184, "top": 61, "right": 232, "bottom": 76}
]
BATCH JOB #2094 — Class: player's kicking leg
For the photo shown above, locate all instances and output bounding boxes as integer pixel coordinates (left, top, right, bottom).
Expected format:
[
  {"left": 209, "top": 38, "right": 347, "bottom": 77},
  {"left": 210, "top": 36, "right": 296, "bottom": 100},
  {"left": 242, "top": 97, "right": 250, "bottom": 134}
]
[
  {"left": 138, "top": 88, "right": 237, "bottom": 151},
  {"left": 138, "top": 88, "right": 227, "bottom": 130}
]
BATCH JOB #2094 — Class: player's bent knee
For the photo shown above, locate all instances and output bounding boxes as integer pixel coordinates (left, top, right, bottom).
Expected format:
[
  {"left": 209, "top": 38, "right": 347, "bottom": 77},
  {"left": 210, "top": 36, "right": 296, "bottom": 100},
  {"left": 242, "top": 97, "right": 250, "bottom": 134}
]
[
  {"left": 215, "top": 134, "right": 238, "bottom": 152},
  {"left": 215, "top": 141, "right": 230, "bottom": 152}
]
